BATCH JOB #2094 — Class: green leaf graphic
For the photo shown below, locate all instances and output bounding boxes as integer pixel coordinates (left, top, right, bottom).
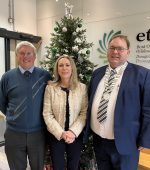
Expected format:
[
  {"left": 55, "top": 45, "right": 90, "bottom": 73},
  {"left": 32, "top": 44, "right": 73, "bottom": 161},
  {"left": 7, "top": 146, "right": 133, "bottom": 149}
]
[{"left": 97, "top": 30, "right": 122, "bottom": 64}]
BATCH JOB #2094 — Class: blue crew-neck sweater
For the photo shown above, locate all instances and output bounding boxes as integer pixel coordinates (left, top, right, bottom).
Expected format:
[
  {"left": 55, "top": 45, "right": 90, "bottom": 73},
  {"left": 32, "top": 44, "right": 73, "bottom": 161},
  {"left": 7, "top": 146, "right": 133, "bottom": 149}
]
[{"left": 0, "top": 67, "right": 51, "bottom": 133}]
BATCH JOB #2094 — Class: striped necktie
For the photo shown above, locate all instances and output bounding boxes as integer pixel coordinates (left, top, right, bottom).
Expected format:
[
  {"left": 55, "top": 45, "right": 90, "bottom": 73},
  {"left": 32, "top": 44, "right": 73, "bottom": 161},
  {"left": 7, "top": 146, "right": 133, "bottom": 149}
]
[{"left": 97, "top": 69, "right": 117, "bottom": 124}]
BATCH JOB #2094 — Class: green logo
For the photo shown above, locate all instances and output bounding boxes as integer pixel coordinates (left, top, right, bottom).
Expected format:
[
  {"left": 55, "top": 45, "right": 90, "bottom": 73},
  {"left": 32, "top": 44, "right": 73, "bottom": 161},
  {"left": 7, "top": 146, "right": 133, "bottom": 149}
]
[{"left": 97, "top": 30, "right": 121, "bottom": 64}]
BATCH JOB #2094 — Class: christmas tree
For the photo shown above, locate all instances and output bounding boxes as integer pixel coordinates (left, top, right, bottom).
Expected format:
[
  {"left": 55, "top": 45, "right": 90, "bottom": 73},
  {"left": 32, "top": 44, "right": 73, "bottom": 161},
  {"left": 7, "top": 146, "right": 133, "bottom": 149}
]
[
  {"left": 40, "top": 3, "right": 95, "bottom": 84},
  {"left": 40, "top": 3, "right": 96, "bottom": 170}
]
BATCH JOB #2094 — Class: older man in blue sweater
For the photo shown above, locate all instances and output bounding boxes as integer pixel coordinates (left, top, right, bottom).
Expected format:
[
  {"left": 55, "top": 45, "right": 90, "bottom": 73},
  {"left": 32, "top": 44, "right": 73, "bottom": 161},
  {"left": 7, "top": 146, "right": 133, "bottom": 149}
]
[{"left": 0, "top": 41, "right": 51, "bottom": 170}]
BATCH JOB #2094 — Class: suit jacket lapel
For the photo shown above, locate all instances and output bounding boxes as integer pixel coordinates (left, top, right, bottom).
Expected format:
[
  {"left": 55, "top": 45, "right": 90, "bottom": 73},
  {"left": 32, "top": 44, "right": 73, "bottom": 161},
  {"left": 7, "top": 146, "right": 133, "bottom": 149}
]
[
  {"left": 116, "top": 63, "right": 132, "bottom": 101},
  {"left": 90, "top": 66, "right": 107, "bottom": 104}
]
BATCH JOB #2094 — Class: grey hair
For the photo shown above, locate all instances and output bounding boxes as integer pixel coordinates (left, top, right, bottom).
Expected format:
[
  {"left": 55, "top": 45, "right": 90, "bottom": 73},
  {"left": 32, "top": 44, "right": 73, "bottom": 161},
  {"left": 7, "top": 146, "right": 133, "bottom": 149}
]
[{"left": 15, "top": 41, "right": 37, "bottom": 57}]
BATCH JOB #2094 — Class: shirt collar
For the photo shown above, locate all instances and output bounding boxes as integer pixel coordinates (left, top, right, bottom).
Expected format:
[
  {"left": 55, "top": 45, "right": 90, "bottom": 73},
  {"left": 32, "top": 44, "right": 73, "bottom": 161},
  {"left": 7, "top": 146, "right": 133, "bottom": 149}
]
[
  {"left": 108, "top": 62, "right": 128, "bottom": 74},
  {"left": 19, "top": 66, "right": 34, "bottom": 74}
]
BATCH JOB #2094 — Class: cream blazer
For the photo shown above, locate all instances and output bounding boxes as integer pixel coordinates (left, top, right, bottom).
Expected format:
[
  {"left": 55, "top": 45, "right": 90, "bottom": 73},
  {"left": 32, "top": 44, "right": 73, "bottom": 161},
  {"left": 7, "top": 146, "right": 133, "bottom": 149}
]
[{"left": 43, "top": 82, "right": 88, "bottom": 140}]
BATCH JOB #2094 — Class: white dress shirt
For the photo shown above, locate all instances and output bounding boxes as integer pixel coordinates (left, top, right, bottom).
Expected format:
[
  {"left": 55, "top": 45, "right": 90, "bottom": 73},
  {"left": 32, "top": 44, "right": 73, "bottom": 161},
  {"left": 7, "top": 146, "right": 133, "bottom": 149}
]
[{"left": 91, "top": 62, "right": 128, "bottom": 139}]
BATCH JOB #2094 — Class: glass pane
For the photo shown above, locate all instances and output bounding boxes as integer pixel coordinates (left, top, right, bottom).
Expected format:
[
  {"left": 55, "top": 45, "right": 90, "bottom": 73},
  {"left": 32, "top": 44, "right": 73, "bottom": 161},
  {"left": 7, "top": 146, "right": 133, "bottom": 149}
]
[{"left": 0, "top": 38, "right": 5, "bottom": 78}]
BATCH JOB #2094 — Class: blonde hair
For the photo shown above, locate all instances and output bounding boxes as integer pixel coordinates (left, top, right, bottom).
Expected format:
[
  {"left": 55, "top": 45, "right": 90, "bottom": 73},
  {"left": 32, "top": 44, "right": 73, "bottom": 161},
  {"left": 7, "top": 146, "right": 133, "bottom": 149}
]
[
  {"left": 52, "top": 55, "right": 79, "bottom": 90},
  {"left": 15, "top": 41, "right": 37, "bottom": 57}
]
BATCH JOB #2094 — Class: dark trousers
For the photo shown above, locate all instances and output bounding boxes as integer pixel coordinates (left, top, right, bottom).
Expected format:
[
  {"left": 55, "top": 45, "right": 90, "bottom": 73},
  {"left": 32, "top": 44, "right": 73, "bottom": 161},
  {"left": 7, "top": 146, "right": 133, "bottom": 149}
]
[
  {"left": 93, "top": 133, "right": 139, "bottom": 170},
  {"left": 4, "top": 128, "right": 45, "bottom": 170},
  {"left": 49, "top": 134, "right": 82, "bottom": 170}
]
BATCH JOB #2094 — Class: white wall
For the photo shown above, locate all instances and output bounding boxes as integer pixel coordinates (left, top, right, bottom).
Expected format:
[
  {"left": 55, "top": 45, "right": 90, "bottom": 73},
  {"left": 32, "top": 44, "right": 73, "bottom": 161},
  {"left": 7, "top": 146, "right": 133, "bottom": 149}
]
[
  {"left": 0, "top": 0, "right": 10, "bottom": 78},
  {"left": 36, "top": 0, "right": 150, "bottom": 69},
  {"left": 0, "top": 0, "right": 37, "bottom": 77},
  {"left": 36, "top": 0, "right": 83, "bottom": 61},
  {"left": 1, "top": 0, "right": 150, "bottom": 74},
  {"left": 85, "top": 12, "right": 150, "bottom": 68},
  {"left": 14, "top": 0, "right": 37, "bottom": 34},
  {"left": 0, "top": 0, "right": 37, "bottom": 34}
]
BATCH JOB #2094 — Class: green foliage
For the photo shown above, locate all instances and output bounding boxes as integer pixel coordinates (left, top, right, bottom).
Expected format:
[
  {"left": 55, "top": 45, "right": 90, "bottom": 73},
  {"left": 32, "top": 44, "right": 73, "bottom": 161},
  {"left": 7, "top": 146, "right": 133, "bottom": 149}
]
[
  {"left": 80, "top": 136, "right": 97, "bottom": 169},
  {"left": 40, "top": 16, "right": 96, "bottom": 84}
]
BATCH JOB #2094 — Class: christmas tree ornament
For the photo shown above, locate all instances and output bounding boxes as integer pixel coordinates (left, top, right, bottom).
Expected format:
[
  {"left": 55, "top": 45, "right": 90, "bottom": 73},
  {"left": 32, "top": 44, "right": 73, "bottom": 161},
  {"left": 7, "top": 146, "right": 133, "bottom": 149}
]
[
  {"left": 79, "top": 73, "right": 84, "bottom": 79},
  {"left": 78, "top": 23, "right": 82, "bottom": 28},
  {"left": 64, "top": 49, "right": 68, "bottom": 53},
  {"left": 65, "top": 3, "right": 73, "bottom": 19},
  {"left": 78, "top": 54, "right": 83, "bottom": 63},
  {"left": 56, "top": 54, "right": 60, "bottom": 57},
  {"left": 62, "top": 27, "right": 67, "bottom": 32},
  {"left": 72, "top": 46, "right": 78, "bottom": 52},
  {"left": 86, "top": 50, "right": 90, "bottom": 54},
  {"left": 72, "top": 32, "right": 77, "bottom": 36}
]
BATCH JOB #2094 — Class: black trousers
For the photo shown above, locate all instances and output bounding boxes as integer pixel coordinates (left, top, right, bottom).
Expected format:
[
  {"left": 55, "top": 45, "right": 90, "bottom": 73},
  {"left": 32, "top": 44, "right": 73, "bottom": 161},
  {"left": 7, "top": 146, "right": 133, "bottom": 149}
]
[
  {"left": 4, "top": 128, "right": 45, "bottom": 170},
  {"left": 93, "top": 133, "right": 139, "bottom": 170},
  {"left": 49, "top": 133, "right": 82, "bottom": 170}
]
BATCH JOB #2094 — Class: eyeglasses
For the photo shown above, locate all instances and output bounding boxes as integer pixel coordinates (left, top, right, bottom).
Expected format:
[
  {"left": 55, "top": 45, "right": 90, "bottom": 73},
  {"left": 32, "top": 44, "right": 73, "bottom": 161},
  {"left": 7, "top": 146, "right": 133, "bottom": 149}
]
[
  {"left": 108, "top": 46, "right": 128, "bottom": 52},
  {"left": 18, "top": 52, "right": 34, "bottom": 57}
]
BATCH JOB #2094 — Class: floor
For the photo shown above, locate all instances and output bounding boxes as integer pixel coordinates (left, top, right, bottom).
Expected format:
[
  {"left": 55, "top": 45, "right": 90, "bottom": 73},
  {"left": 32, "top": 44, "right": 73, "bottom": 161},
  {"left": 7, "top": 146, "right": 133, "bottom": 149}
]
[
  {"left": 138, "top": 166, "right": 150, "bottom": 170},
  {"left": 139, "top": 149, "right": 150, "bottom": 169},
  {"left": 0, "top": 146, "right": 31, "bottom": 170},
  {"left": 0, "top": 146, "right": 9, "bottom": 170}
]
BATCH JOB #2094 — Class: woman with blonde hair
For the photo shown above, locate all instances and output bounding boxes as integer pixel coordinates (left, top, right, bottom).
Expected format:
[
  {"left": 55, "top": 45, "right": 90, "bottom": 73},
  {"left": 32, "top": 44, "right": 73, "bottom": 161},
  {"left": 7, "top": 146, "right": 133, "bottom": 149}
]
[{"left": 43, "top": 55, "right": 88, "bottom": 170}]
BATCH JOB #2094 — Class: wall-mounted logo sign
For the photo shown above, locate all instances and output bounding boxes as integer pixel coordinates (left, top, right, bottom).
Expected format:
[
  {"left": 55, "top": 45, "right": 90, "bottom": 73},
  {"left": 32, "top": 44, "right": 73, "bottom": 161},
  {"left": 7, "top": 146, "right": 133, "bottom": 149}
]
[
  {"left": 136, "top": 29, "right": 150, "bottom": 66},
  {"left": 97, "top": 30, "right": 121, "bottom": 64},
  {"left": 136, "top": 29, "right": 150, "bottom": 42}
]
